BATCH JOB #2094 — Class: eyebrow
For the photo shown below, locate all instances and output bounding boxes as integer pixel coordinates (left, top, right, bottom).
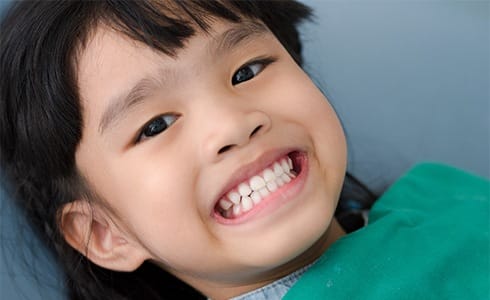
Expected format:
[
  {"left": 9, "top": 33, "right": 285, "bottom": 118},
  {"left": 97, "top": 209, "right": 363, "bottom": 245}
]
[
  {"left": 98, "top": 73, "right": 167, "bottom": 134},
  {"left": 210, "top": 21, "right": 269, "bottom": 57},
  {"left": 98, "top": 21, "right": 270, "bottom": 135}
]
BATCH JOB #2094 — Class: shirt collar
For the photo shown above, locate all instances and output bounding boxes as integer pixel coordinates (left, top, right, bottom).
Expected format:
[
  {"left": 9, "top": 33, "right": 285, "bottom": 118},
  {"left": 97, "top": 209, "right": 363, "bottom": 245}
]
[{"left": 228, "top": 261, "right": 316, "bottom": 300}]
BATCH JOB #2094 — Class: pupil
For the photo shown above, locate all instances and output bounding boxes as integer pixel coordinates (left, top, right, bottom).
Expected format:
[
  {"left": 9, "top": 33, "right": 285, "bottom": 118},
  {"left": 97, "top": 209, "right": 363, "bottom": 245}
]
[
  {"left": 145, "top": 118, "right": 167, "bottom": 136},
  {"left": 236, "top": 67, "right": 253, "bottom": 83}
]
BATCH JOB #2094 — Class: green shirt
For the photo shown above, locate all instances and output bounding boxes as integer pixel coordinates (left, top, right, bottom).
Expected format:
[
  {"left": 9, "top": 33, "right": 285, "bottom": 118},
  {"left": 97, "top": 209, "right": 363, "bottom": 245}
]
[{"left": 285, "top": 163, "right": 489, "bottom": 299}]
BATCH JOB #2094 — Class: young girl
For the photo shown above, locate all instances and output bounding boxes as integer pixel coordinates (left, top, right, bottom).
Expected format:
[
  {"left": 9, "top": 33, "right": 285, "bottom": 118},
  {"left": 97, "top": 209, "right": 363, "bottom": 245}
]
[{"left": 0, "top": 1, "right": 487, "bottom": 299}]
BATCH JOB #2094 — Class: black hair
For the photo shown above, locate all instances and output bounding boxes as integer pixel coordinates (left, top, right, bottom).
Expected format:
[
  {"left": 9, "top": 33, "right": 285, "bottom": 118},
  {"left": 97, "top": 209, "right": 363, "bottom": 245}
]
[{"left": 0, "top": 1, "right": 376, "bottom": 299}]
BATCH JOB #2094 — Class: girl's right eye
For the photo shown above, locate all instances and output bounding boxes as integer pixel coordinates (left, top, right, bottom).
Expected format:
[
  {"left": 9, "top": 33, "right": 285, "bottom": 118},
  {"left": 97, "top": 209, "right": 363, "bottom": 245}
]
[{"left": 136, "top": 114, "right": 179, "bottom": 143}]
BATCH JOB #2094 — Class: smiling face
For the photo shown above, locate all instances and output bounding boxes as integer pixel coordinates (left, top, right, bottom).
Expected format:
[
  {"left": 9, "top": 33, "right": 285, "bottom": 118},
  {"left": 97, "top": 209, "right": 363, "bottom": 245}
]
[{"left": 72, "top": 19, "right": 347, "bottom": 298}]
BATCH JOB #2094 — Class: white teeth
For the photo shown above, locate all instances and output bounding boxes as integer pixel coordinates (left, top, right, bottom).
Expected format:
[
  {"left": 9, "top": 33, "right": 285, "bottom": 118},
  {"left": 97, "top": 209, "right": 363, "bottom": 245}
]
[
  {"left": 259, "top": 187, "right": 270, "bottom": 197},
  {"left": 281, "top": 159, "right": 290, "bottom": 173},
  {"left": 281, "top": 173, "right": 291, "bottom": 183},
  {"left": 249, "top": 176, "right": 266, "bottom": 190},
  {"left": 263, "top": 169, "right": 275, "bottom": 182},
  {"left": 238, "top": 183, "right": 252, "bottom": 197},
  {"left": 241, "top": 196, "right": 253, "bottom": 212},
  {"left": 267, "top": 180, "right": 278, "bottom": 192},
  {"left": 227, "top": 191, "right": 241, "bottom": 204},
  {"left": 219, "top": 199, "right": 233, "bottom": 210},
  {"left": 220, "top": 155, "right": 300, "bottom": 218},
  {"left": 233, "top": 204, "right": 242, "bottom": 216},
  {"left": 250, "top": 191, "right": 262, "bottom": 204},
  {"left": 273, "top": 162, "right": 283, "bottom": 176}
]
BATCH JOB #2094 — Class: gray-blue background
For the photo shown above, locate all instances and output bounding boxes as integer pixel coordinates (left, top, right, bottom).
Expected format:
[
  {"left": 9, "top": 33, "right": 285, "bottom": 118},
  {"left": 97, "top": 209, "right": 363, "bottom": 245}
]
[
  {"left": 300, "top": 0, "right": 489, "bottom": 191},
  {"left": 1, "top": 0, "right": 488, "bottom": 299}
]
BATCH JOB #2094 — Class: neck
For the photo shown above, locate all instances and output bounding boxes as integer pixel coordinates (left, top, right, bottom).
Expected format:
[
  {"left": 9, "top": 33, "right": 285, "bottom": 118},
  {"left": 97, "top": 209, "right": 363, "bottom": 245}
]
[{"left": 194, "top": 219, "right": 346, "bottom": 300}]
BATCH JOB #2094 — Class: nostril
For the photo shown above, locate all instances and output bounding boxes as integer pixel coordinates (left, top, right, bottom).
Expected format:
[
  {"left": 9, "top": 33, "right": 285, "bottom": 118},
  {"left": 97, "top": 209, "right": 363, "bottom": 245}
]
[
  {"left": 217, "top": 125, "right": 264, "bottom": 155},
  {"left": 218, "top": 144, "right": 234, "bottom": 154},
  {"left": 250, "top": 125, "right": 262, "bottom": 138}
]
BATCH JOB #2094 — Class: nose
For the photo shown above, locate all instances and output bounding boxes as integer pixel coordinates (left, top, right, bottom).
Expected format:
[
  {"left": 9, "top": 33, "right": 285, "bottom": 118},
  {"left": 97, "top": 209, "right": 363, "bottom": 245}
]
[{"left": 198, "top": 100, "right": 271, "bottom": 162}]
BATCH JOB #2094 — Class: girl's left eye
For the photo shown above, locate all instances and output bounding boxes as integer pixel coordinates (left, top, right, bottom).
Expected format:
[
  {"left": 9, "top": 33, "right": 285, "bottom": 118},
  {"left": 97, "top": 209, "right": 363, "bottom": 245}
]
[
  {"left": 136, "top": 114, "right": 179, "bottom": 143},
  {"left": 231, "top": 58, "right": 275, "bottom": 85}
]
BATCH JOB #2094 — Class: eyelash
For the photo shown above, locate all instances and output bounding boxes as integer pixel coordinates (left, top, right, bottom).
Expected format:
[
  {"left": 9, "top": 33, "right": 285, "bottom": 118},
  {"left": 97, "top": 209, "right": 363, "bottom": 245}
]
[
  {"left": 232, "top": 57, "right": 276, "bottom": 85},
  {"left": 135, "top": 114, "right": 179, "bottom": 143},
  {"left": 135, "top": 56, "right": 276, "bottom": 144}
]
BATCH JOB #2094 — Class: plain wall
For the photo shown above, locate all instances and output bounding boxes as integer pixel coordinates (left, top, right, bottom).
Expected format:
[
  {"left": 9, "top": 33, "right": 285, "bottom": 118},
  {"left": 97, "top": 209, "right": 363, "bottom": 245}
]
[{"left": 300, "top": 0, "right": 489, "bottom": 191}]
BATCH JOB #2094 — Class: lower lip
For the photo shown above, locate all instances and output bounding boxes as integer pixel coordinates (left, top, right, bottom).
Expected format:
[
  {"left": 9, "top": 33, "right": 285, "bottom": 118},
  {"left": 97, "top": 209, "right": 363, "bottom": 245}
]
[{"left": 212, "top": 152, "right": 309, "bottom": 225}]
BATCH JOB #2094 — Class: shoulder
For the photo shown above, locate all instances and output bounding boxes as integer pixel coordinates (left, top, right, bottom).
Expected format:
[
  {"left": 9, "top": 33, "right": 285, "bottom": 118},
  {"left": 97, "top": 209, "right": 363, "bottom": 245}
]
[{"left": 370, "top": 162, "right": 489, "bottom": 221}]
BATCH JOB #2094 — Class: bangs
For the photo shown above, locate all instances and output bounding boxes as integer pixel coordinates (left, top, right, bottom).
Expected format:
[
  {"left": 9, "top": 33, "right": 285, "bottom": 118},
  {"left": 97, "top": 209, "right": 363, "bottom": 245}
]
[
  {"left": 80, "top": 0, "right": 312, "bottom": 59},
  {"left": 90, "top": 0, "right": 241, "bottom": 56}
]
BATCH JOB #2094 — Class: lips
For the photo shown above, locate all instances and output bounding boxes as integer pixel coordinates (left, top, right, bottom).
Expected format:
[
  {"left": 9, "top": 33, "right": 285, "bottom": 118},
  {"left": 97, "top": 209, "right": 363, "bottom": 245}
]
[{"left": 213, "top": 150, "right": 306, "bottom": 223}]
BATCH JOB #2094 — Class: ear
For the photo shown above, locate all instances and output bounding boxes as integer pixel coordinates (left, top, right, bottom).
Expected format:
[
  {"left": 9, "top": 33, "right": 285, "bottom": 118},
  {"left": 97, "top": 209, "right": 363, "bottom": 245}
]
[{"left": 60, "top": 200, "right": 148, "bottom": 271}]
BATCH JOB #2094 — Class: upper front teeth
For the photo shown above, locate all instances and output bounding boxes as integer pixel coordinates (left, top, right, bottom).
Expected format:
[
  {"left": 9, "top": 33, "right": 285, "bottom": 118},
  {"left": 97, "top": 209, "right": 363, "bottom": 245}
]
[
  {"left": 250, "top": 176, "right": 266, "bottom": 190},
  {"left": 218, "top": 156, "right": 296, "bottom": 216},
  {"left": 238, "top": 183, "right": 252, "bottom": 197}
]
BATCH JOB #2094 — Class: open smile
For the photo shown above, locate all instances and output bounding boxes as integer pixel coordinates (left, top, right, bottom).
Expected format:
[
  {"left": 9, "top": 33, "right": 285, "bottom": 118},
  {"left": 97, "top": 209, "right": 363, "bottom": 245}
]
[{"left": 213, "top": 151, "right": 308, "bottom": 224}]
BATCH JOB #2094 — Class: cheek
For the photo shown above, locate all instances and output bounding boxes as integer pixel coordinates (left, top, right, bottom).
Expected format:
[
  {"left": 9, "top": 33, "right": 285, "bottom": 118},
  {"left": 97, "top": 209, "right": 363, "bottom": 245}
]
[
  {"left": 266, "top": 65, "right": 346, "bottom": 154},
  {"left": 110, "top": 152, "right": 190, "bottom": 211},
  {"left": 113, "top": 167, "right": 201, "bottom": 261},
  {"left": 88, "top": 148, "right": 200, "bottom": 239}
]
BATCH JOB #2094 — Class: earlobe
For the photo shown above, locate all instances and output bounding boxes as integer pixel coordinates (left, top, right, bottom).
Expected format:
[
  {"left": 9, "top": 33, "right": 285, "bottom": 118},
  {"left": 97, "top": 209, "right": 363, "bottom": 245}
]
[{"left": 60, "top": 200, "right": 148, "bottom": 271}]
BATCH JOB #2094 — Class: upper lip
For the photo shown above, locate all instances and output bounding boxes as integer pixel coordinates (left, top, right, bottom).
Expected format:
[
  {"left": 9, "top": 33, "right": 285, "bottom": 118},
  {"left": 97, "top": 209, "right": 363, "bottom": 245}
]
[{"left": 211, "top": 147, "right": 299, "bottom": 212}]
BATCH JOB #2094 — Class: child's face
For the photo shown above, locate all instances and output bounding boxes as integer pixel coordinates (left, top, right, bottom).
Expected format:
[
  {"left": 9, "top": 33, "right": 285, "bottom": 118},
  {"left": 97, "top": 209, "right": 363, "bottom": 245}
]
[{"left": 74, "top": 19, "right": 346, "bottom": 295}]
